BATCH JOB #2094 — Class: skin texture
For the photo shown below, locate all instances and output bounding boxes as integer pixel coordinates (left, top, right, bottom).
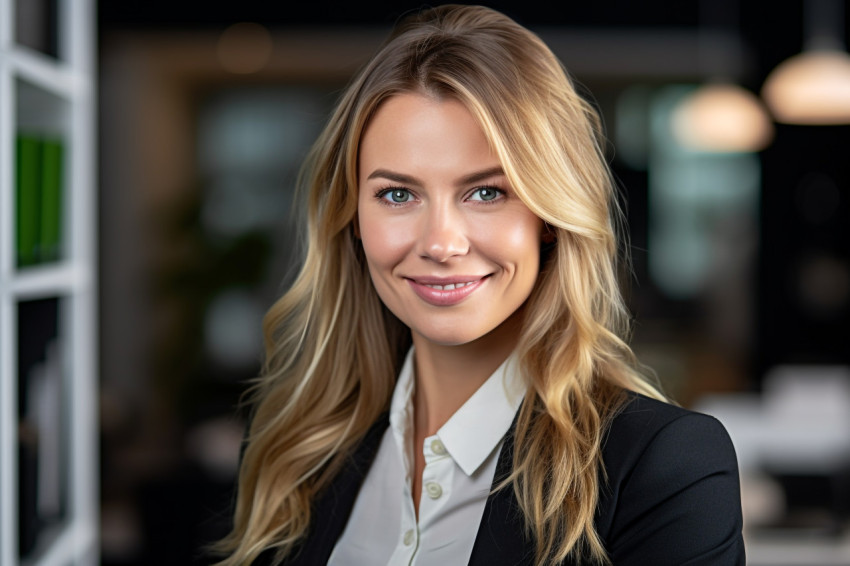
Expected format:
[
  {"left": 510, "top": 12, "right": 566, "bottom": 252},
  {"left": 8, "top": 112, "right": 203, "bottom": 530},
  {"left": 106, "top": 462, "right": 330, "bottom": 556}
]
[{"left": 357, "top": 92, "right": 543, "bottom": 514}]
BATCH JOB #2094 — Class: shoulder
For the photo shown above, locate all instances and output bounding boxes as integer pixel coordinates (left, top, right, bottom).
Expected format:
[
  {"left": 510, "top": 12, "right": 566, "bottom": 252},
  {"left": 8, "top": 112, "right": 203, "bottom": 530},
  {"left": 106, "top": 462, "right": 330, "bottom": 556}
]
[
  {"left": 597, "top": 391, "right": 745, "bottom": 565},
  {"left": 603, "top": 392, "right": 737, "bottom": 477}
]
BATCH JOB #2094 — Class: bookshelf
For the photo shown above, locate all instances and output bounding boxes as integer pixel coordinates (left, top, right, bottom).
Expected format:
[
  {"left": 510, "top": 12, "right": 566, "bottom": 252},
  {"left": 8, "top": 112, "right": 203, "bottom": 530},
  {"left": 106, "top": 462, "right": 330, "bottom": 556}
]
[{"left": 0, "top": 0, "right": 97, "bottom": 565}]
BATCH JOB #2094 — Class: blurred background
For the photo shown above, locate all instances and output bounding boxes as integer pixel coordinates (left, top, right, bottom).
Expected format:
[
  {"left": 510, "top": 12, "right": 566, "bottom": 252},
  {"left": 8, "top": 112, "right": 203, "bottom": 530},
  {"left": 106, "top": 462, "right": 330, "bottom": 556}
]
[{"left": 4, "top": 0, "right": 850, "bottom": 564}]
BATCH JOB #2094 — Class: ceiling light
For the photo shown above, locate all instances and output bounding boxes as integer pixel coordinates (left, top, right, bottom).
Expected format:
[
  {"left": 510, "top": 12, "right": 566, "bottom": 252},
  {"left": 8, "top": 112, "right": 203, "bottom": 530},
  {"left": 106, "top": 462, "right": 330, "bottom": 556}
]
[
  {"left": 672, "top": 83, "right": 774, "bottom": 153},
  {"left": 671, "top": 0, "right": 774, "bottom": 152},
  {"left": 760, "top": 0, "right": 850, "bottom": 125},
  {"left": 762, "top": 50, "right": 850, "bottom": 124}
]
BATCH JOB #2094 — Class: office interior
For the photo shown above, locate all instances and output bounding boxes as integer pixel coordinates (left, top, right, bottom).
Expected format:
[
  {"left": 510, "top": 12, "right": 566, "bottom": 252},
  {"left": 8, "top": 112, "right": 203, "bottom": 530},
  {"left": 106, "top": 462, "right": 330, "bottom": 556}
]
[{"left": 5, "top": 0, "right": 850, "bottom": 564}]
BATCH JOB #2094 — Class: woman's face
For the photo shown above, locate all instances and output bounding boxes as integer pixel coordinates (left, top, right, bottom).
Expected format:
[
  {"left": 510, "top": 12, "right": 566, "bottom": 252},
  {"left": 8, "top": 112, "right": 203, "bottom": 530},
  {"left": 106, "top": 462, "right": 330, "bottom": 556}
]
[{"left": 357, "top": 92, "right": 544, "bottom": 348}]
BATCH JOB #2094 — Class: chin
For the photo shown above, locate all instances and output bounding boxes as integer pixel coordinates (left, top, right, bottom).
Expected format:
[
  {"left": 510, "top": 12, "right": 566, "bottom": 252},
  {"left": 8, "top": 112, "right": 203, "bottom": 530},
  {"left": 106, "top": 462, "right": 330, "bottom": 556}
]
[
  {"left": 415, "top": 331, "right": 478, "bottom": 347},
  {"left": 411, "top": 321, "right": 500, "bottom": 348}
]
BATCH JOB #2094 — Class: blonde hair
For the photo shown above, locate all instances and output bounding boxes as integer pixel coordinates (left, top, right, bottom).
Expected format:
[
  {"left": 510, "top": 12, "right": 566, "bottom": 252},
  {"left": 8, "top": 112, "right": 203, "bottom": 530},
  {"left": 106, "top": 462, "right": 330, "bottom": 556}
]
[{"left": 214, "top": 5, "right": 665, "bottom": 565}]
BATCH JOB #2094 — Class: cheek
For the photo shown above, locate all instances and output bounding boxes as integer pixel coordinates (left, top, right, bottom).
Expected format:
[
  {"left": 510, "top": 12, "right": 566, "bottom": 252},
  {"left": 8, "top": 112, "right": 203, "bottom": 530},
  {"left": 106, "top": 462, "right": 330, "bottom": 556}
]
[
  {"left": 358, "top": 211, "right": 408, "bottom": 272},
  {"left": 508, "top": 223, "right": 543, "bottom": 253},
  {"left": 481, "top": 213, "right": 544, "bottom": 267}
]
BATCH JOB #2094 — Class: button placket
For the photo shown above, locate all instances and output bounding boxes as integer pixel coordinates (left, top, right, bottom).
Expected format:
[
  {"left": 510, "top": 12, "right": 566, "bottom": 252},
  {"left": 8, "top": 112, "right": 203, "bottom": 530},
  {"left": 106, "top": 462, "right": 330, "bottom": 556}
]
[{"left": 418, "top": 434, "right": 453, "bottom": 531}]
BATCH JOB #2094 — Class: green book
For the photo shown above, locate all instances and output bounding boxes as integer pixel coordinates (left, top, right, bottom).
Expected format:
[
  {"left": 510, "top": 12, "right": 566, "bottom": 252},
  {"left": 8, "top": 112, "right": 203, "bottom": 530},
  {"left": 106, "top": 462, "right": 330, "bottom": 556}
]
[
  {"left": 39, "top": 138, "right": 63, "bottom": 263},
  {"left": 16, "top": 134, "right": 42, "bottom": 268}
]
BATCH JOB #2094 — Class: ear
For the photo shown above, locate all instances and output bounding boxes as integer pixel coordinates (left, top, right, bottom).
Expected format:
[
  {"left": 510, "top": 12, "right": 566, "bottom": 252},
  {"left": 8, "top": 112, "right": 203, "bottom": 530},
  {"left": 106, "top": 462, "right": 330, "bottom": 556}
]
[{"left": 352, "top": 213, "right": 361, "bottom": 239}]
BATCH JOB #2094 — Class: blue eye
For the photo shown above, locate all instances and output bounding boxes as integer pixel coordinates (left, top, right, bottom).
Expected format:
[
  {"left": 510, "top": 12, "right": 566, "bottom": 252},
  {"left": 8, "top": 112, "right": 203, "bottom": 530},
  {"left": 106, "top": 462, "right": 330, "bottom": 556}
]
[
  {"left": 469, "top": 186, "right": 502, "bottom": 201},
  {"left": 380, "top": 188, "right": 412, "bottom": 203}
]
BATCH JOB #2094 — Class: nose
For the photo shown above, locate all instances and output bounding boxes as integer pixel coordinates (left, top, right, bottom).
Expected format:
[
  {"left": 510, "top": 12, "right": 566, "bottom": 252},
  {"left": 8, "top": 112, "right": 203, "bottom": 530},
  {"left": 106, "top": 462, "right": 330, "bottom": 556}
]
[{"left": 417, "top": 202, "right": 469, "bottom": 262}]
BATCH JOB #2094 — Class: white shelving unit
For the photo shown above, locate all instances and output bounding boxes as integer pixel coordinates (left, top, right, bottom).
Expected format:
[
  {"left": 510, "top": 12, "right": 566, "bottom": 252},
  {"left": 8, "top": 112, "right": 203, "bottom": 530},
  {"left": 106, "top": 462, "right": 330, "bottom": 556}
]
[{"left": 0, "top": 0, "right": 97, "bottom": 565}]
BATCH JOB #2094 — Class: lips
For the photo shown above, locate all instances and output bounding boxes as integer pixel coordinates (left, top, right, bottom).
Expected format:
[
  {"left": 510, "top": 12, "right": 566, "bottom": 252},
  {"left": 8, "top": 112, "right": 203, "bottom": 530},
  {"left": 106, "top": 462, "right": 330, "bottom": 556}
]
[{"left": 406, "top": 275, "right": 489, "bottom": 306}]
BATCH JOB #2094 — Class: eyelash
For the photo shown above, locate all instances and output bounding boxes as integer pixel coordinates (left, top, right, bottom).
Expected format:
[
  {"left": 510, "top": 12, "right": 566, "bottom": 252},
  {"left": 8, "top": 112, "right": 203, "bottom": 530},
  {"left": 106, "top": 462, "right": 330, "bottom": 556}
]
[{"left": 373, "top": 185, "right": 506, "bottom": 206}]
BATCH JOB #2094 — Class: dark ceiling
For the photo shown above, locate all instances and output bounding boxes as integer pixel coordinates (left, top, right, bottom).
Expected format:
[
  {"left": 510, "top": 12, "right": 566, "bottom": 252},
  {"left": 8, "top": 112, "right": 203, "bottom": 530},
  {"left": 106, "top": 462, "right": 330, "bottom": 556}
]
[
  {"left": 97, "top": 0, "right": 837, "bottom": 87},
  {"left": 98, "top": 1, "right": 703, "bottom": 28}
]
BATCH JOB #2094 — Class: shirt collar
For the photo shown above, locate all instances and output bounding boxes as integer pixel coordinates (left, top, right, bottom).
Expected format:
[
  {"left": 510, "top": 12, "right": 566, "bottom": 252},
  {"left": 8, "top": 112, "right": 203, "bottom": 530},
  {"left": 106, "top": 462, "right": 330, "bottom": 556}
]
[{"left": 389, "top": 347, "right": 526, "bottom": 477}]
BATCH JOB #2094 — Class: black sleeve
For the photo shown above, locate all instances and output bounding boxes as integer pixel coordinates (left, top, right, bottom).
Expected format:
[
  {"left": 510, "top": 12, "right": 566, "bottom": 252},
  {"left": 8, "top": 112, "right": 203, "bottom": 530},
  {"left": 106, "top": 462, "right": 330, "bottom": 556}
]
[{"left": 605, "top": 413, "right": 745, "bottom": 565}]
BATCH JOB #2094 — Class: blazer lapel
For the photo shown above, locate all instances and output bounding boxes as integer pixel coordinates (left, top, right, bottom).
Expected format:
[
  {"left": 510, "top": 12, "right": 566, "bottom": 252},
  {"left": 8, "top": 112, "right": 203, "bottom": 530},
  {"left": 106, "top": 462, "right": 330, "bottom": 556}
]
[
  {"left": 468, "top": 414, "right": 535, "bottom": 566},
  {"left": 273, "top": 413, "right": 390, "bottom": 566}
]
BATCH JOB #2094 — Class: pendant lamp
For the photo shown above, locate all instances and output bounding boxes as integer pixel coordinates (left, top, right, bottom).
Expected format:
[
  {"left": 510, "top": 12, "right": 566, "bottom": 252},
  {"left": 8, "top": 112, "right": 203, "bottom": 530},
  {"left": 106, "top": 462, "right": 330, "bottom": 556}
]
[
  {"left": 761, "top": 0, "right": 850, "bottom": 125},
  {"left": 672, "top": 82, "right": 774, "bottom": 152},
  {"left": 671, "top": 0, "right": 774, "bottom": 152}
]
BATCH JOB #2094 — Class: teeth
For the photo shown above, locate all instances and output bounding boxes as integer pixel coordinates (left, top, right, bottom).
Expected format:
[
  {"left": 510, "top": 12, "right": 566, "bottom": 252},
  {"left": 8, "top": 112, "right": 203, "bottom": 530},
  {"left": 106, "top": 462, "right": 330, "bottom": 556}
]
[{"left": 425, "top": 282, "right": 472, "bottom": 290}]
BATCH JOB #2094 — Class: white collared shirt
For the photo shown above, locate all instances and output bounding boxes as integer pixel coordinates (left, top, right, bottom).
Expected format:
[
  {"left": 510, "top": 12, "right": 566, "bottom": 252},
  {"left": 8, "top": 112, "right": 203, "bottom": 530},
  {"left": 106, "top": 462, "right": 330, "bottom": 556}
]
[{"left": 327, "top": 348, "right": 525, "bottom": 566}]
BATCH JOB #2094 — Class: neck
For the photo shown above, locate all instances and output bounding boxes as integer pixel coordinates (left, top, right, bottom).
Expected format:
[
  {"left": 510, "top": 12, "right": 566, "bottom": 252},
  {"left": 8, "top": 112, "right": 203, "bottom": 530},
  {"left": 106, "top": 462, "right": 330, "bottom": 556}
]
[{"left": 411, "top": 309, "right": 523, "bottom": 437}]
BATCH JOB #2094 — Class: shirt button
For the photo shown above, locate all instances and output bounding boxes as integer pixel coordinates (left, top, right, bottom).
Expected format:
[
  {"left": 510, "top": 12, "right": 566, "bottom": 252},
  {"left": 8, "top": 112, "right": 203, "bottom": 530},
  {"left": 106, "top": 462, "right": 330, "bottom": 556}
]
[
  {"left": 430, "top": 439, "right": 447, "bottom": 455},
  {"left": 403, "top": 529, "right": 415, "bottom": 546},
  {"left": 425, "top": 481, "right": 443, "bottom": 499}
]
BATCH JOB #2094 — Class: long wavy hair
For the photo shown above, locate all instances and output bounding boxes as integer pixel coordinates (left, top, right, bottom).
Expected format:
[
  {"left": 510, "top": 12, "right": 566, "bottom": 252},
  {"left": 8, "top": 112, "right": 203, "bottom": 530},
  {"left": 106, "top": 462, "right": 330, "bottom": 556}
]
[{"left": 214, "top": 5, "right": 666, "bottom": 565}]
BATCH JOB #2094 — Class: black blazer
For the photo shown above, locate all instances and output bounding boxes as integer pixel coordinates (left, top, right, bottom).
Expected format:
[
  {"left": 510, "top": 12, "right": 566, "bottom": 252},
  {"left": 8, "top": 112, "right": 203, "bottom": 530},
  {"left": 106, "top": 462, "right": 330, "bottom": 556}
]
[{"left": 256, "top": 392, "right": 745, "bottom": 565}]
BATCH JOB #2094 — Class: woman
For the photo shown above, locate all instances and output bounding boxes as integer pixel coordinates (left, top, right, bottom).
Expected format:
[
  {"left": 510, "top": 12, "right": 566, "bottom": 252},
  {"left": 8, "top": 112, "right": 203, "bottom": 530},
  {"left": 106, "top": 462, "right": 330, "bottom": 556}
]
[{"left": 215, "top": 5, "right": 745, "bottom": 565}]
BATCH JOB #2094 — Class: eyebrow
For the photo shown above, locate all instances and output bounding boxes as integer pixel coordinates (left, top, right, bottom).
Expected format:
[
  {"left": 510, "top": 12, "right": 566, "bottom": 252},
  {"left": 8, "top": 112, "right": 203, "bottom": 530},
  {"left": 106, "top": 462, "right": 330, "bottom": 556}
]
[{"left": 366, "top": 166, "right": 505, "bottom": 187}]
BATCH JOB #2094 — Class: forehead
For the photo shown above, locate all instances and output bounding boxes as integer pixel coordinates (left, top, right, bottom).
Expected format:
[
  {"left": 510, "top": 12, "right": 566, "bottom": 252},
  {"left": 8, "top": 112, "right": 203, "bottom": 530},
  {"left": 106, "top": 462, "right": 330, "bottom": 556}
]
[
  {"left": 364, "top": 92, "right": 475, "bottom": 136},
  {"left": 358, "top": 93, "right": 499, "bottom": 175}
]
